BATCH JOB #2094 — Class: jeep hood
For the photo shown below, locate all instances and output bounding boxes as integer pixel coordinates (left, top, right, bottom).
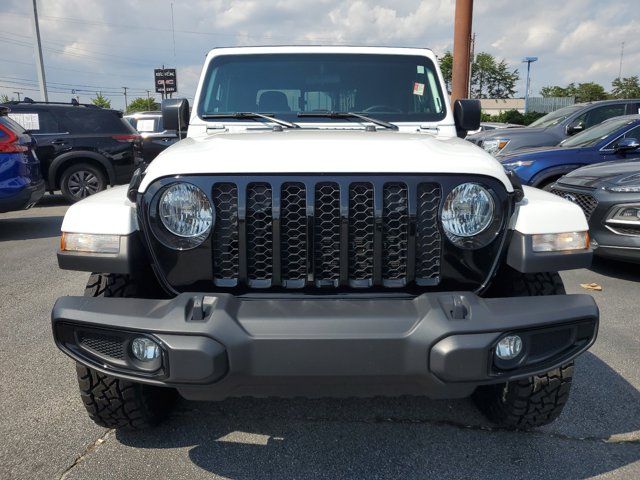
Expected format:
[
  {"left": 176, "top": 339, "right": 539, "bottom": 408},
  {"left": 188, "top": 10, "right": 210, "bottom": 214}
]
[{"left": 139, "top": 130, "right": 512, "bottom": 192}]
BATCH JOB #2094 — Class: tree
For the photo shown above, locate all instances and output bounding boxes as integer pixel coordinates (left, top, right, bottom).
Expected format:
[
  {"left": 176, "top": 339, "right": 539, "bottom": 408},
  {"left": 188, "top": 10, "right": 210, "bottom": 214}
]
[
  {"left": 0, "top": 94, "right": 10, "bottom": 103},
  {"left": 611, "top": 76, "right": 640, "bottom": 99},
  {"left": 540, "top": 82, "right": 608, "bottom": 102},
  {"left": 438, "top": 51, "right": 453, "bottom": 93},
  {"left": 438, "top": 51, "right": 518, "bottom": 99},
  {"left": 91, "top": 92, "right": 111, "bottom": 108},
  {"left": 126, "top": 97, "right": 159, "bottom": 113}
]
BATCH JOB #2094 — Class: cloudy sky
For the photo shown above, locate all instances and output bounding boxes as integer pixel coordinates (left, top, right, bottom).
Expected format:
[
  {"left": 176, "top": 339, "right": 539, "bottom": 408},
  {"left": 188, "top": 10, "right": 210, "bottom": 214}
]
[{"left": 1, "top": 0, "right": 638, "bottom": 110}]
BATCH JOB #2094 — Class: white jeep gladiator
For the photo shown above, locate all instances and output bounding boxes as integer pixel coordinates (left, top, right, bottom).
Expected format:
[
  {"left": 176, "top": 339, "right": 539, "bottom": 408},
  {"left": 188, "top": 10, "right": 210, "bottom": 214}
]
[{"left": 52, "top": 46, "right": 598, "bottom": 430}]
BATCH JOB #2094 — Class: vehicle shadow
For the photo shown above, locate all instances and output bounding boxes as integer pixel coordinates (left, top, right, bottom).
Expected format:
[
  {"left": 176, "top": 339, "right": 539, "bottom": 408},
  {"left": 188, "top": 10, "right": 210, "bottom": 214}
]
[
  {"left": 0, "top": 215, "right": 64, "bottom": 241},
  {"left": 36, "top": 193, "right": 69, "bottom": 208},
  {"left": 116, "top": 352, "right": 640, "bottom": 479},
  {"left": 589, "top": 257, "right": 640, "bottom": 282}
]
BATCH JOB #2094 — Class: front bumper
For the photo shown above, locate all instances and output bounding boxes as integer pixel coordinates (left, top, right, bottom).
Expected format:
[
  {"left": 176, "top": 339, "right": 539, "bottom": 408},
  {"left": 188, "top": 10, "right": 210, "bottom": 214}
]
[{"left": 52, "top": 292, "right": 598, "bottom": 401}]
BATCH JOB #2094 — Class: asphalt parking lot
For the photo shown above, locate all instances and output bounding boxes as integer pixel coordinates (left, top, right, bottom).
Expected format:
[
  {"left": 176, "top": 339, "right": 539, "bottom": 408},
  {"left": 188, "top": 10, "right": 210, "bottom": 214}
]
[{"left": 1, "top": 196, "right": 639, "bottom": 480}]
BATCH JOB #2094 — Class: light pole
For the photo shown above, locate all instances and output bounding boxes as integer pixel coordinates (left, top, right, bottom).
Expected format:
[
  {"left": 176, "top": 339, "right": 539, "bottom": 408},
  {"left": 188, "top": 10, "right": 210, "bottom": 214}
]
[{"left": 522, "top": 56, "right": 538, "bottom": 113}]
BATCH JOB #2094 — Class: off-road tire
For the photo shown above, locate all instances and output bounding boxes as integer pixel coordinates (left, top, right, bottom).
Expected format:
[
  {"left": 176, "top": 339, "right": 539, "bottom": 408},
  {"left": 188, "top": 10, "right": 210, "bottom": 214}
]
[
  {"left": 76, "top": 273, "right": 177, "bottom": 430},
  {"left": 60, "top": 162, "right": 107, "bottom": 203},
  {"left": 474, "top": 267, "right": 573, "bottom": 429}
]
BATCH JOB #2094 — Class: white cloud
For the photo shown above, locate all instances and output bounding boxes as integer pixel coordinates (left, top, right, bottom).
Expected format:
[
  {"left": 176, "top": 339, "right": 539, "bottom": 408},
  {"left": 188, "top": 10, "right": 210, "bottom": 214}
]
[{"left": 0, "top": 0, "right": 638, "bottom": 109}]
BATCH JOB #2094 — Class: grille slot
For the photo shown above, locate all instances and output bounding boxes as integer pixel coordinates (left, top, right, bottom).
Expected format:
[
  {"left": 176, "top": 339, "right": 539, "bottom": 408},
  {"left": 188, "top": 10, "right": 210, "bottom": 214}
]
[
  {"left": 314, "top": 182, "right": 341, "bottom": 287},
  {"left": 348, "top": 183, "right": 374, "bottom": 286},
  {"left": 382, "top": 183, "right": 409, "bottom": 285},
  {"left": 205, "top": 178, "right": 445, "bottom": 290},
  {"left": 550, "top": 188, "right": 598, "bottom": 220},
  {"left": 416, "top": 183, "right": 442, "bottom": 284},
  {"left": 281, "top": 183, "right": 308, "bottom": 287},
  {"left": 212, "top": 183, "right": 239, "bottom": 286},
  {"left": 246, "top": 183, "right": 273, "bottom": 286},
  {"left": 78, "top": 331, "right": 125, "bottom": 360}
]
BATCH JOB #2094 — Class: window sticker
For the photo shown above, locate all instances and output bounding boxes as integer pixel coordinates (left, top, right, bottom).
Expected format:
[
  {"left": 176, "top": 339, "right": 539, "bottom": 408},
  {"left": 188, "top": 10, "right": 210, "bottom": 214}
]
[
  {"left": 416, "top": 65, "right": 425, "bottom": 74},
  {"left": 9, "top": 113, "right": 40, "bottom": 131},
  {"left": 136, "top": 119, "right": 155, "bottom": 132},
  {"left": 413, "top": 82, "right": 425, "bottom": 96}
]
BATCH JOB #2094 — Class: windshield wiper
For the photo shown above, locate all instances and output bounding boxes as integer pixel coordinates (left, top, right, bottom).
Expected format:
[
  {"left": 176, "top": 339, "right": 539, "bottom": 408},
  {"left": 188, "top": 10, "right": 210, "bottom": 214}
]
[
  {"left": 201, "top": 112, "right": 300, "bottom": 129},
  {"left": 297, "top": 111, "right": 399, "bottom": 131}
]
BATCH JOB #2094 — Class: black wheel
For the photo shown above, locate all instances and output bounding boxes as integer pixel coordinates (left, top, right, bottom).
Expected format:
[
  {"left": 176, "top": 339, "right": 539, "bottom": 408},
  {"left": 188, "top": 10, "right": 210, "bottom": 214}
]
[
  {"left": 60, "top": 163, "right": 106, "bottom": 203},
  {"left": 475, "top": 267, "right": 573, "bottom": 429},
  {"left": 76, "top": 273, "right": 177, "bottom": 430}
]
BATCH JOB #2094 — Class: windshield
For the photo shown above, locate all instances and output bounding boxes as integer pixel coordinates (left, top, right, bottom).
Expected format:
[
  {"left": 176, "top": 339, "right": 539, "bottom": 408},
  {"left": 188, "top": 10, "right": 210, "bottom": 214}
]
[
  {"left": 528, "top": 105, "right": 582, "bottom": 128},
  {"left": 561, "top": 117, "right": 633, "bottom": 148},
  {"left": 198, "top": 53, "right": 447, "bottom": 123}
]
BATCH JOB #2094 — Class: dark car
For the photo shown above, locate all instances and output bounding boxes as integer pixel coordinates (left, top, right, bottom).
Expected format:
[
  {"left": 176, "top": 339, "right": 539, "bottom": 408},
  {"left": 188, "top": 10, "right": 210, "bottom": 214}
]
[
  {"left": 467, "top": 99, "right": 640, "bottom": 156},
  {"left": 499, "top": 115, "right": 640, "bottom": 189},
  {"left": 2, "top": 99, "right": 142, "bottom": 203},
  {"left": 124, "top": 111, "right": 179, "bottom": 164},
  {"left": 550, "top": 158, "right": 640, "bottom": 263},
  {"left": 0, "top": 106, "right": 45, "bottom": 213}
]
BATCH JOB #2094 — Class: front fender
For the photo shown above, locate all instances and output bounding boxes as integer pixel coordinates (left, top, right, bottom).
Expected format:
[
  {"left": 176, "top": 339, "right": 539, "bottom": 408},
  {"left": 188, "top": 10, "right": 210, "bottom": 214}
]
[{"left": 530, "top": 164, "right": 584, "bottom": 188}]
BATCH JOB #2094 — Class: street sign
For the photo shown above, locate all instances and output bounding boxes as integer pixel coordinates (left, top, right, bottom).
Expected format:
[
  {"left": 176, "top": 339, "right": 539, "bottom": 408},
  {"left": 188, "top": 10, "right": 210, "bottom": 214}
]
[{"left": 154, "top": 68, "right": 178, "bottom": 94}]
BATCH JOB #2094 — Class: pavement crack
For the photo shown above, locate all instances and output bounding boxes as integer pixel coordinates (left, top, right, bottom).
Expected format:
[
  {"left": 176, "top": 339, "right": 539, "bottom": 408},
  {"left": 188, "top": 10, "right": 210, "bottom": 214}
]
[{"left": 58, "top": 429, "right": 114, "bottom": 480}]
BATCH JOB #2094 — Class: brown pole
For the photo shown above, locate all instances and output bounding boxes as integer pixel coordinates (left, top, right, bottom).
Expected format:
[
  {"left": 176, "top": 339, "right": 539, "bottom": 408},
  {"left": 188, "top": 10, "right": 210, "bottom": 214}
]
[{"left": 451, "top": 0, "right": 473, "bottom": 105}]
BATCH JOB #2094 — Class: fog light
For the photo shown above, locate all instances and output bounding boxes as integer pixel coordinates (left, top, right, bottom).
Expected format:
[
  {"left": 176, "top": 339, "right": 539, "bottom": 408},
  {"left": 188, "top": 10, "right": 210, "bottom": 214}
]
[
  {"left": 131, "top": 337, "right": 160, "bottom": 361},
  {"left": 495, "top": 335, "right": 523, "bottom": 360}
]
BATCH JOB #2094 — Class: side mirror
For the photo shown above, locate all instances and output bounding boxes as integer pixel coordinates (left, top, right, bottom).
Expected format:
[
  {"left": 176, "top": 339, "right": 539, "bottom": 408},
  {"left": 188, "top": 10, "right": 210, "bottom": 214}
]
[
  {"left": 566, "top": 120, "right": 584, "bottom": 136},
  {"left": 453, "top": 99, "right": 481, "bottom": 138},
  {"left": 614, "top": 137, "right": 640, "bottom": 154},
  {"left": 162, "top": 98, "right": 189, "bottom": 136}
]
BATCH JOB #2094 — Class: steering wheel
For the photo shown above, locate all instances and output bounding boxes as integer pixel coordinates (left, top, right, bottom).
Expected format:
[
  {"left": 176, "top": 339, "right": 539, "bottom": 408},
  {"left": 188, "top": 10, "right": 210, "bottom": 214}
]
[{"left": 362, "top": 105, "right": 402, "bottom": 114}]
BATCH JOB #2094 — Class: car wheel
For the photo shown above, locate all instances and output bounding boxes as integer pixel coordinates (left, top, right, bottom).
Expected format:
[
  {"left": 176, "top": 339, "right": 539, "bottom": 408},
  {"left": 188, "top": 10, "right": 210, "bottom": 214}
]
[{"left": 60, "top": 163, "right": 107, "bottom": 203}]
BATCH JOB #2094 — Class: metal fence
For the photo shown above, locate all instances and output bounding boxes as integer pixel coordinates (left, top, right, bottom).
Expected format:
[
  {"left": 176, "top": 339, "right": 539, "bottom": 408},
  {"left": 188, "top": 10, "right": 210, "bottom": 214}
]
[{"left": 527, "top": 96, "right": 575, "bottom": 113}]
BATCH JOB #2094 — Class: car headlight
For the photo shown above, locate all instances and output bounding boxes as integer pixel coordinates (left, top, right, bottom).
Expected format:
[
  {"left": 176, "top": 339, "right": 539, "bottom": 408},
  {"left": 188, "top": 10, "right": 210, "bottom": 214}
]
[
  {"left": 442, "top": 183, "right": 498, "bottom": 248},
  {"left": 606, "top": 185, "right": 640, "bottom": 193},
  {"left": 482, "top": 138, "right": 510, "bottom": 155},
  {"left": 502, "top": 160, "right": 534, "bottom": 169},
  {"left": 153, "top": 183, "right": 213, "bottom": 250}
]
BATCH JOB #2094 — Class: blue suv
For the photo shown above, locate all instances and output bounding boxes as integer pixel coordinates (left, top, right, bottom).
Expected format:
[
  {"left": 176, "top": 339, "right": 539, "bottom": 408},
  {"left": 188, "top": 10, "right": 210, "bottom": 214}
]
[
  {"left": 499, "top": 115, "right": 640, "bottom": 189},
  {"left": 0, "top": 106, "right": 44, "bottom": 213}
]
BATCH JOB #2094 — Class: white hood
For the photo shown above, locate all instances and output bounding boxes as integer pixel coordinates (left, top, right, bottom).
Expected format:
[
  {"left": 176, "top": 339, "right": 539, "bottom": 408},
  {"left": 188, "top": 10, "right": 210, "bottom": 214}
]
[{"left": 139, "top": 130, "right": 513, "bottom": 192}]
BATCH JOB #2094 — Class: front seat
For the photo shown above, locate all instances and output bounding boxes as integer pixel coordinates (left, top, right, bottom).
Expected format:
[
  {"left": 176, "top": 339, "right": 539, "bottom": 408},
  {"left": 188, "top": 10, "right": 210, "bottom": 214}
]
[{"left": 258, "top": 91, "right": 291, "bottom": 112}]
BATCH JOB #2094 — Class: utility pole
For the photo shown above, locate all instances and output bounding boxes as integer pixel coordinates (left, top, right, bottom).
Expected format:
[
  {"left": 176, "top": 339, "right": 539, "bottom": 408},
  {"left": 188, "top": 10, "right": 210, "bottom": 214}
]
[
  {"left": 13, "top": 91, "right": 22, "bottom": 101},
  {"left": 451, "top": 0, "right": 473, "bottom": 104},
  {"left": 170, "top": 2, "right": 176, "bottom": 58},
  {"left": 522, "top": 57, "right": 538, "bottom": 114},
  {"left": 31, "top": 0, "right": 48, "bottom": 101},
  {"left": 468, "top": 32, "right": 476, "bottom": 97},
  {"left": 618, "top": 41, "right": 625, "bottom": 79},
  {"left": 122, "top": 86, "right": 128, "bottom": 111},
  {"left": 146, "top": 90, "right": 152, "bottom": 110}
]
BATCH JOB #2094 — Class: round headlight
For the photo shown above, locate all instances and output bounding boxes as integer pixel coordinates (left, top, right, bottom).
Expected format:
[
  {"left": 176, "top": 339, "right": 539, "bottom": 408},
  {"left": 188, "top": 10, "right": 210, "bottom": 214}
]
[
  {"left": 442, "top": 183, "right": 495, "bottom": 247},
  {"left": 156, "top": 183, "right": 213, "bottom": 249}
]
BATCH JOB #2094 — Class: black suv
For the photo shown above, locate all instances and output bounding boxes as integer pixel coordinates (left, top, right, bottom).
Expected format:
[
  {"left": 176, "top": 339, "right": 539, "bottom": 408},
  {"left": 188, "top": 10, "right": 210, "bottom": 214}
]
[
  {"left": 124, "top": 111, "right": 179, "bottom": 164},
  {"left": 2, "top": 100, "right": 142, "bottom": 203}
]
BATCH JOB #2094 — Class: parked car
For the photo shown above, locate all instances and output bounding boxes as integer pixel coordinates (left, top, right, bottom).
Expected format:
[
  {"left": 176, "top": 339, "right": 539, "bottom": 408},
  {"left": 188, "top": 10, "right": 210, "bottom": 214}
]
[
  {"left": 52, "top": 46, "right": 597, "bottom": 431},
  {"left": 467, "top": 99, "right": 640, "bottom": 155},
  {"left": 466, "top": 121, "right": 520, "bottom": 136},
  {"left": 0, "top": 106, "right": 44, "bottom": 213},
  {"left": 499, "top": 115, "right": 640, "bottom": 189},
  {"left": 124, "top": 111, "right": 179, "bottom": 164},
  {"left": 550, "top": 157, "right": 640, "bottom": 263},
  {"left": 2, "top": 99, "right": 142, "bottom": 203}
]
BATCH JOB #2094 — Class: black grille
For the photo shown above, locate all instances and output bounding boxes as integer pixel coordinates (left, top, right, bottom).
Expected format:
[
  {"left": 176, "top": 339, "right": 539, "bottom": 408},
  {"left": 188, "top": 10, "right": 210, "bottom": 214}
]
[
  {"left": 416, "top": 183, "right": 442, "bottom": 283},
  {"left": 208, "top": 178, "right": 445, "bottom": 290},
  {"left": 550, "top": 188, "right": 598, "bottom": 220},
  {"left": 281, "top": 183, "right": 307, "bottom": 287},
  {"left": 78, "top": 332, "right": 125, "bottom": 360},
  {"left": 246, "top": 183, "right": 273, "bottom": 286},
  {"left": 212, "top": 183, "right": 239, "bottom": 286}
]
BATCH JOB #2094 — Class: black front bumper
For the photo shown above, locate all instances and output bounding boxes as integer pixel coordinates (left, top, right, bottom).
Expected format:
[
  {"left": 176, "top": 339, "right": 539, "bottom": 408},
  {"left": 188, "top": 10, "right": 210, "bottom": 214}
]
[{"left": 52, "top": 292, "right": 598, "bottom": 401}]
